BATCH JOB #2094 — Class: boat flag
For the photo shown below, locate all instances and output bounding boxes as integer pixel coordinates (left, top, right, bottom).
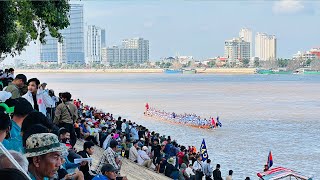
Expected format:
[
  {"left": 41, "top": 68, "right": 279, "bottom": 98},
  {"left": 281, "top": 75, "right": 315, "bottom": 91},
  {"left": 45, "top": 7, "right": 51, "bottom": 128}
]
[
  {"left": 267, "top": 151, "right": 273, "bottom": 168},
  {"left": 200, "top": 139, "right": 208, "bottom": 162},
  {"left": 217, "top": 116, "right": 222, "bottom": 127},
  {"left": 211, "top": 117, "right": 216, "bottom": 128}
]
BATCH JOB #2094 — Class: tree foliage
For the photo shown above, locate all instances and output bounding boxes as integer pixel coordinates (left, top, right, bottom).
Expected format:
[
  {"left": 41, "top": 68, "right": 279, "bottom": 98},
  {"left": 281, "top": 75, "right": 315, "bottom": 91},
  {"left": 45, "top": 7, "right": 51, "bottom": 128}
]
[
  {"left": 277, "top": 58, "right": 289, "bottom": 68},
  {"left": 0, "top": 0, "right": 70, "bottom": 58}
]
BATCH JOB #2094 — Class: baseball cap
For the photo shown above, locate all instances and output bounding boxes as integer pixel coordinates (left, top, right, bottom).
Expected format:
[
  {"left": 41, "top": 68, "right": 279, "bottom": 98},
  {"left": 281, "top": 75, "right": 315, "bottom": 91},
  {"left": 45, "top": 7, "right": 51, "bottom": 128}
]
[
  {"left": 15, "top": 74, "right": 27, "bottom": 84},
  {"left": 101, "top": 164, "right": 117, "bottom": 173}
]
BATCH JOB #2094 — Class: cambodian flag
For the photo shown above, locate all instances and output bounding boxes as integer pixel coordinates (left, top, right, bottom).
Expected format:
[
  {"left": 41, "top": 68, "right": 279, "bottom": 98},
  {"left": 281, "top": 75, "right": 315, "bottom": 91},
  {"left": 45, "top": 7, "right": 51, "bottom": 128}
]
[
  {"left": 267, "top": 151, "right": 273, "bottom": 168},
  {"left": 200, "top": 139, "right": 208, "bottom": 162}
]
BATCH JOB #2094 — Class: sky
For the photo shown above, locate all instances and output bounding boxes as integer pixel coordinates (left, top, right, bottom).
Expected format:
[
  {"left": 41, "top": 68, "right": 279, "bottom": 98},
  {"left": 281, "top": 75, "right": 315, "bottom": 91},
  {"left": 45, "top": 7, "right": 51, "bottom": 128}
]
[{"left": 3, "top": 0, "right": 320, "bottom": 64}]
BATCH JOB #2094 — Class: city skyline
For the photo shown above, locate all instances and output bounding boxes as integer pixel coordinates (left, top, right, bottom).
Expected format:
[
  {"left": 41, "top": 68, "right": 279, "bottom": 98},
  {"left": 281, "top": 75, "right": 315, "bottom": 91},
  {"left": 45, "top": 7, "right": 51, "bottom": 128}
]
[{"left": 3, "top": 0, "right": 320, "bottom": 64}]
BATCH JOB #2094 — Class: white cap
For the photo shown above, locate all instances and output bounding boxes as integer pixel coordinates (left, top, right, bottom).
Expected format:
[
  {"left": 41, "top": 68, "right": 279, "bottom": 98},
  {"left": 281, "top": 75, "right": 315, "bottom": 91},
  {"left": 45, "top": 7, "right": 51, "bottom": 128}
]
[{"left": 142, "top": 146, "right": 148, "bottom": 151}]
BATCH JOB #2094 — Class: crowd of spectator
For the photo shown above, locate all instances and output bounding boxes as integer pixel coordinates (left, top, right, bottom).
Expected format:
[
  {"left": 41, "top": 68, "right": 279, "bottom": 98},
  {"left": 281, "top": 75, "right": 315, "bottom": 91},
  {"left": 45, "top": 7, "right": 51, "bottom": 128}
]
[{"left": 0, "top": 69, "right": 252, "bottom": 180}]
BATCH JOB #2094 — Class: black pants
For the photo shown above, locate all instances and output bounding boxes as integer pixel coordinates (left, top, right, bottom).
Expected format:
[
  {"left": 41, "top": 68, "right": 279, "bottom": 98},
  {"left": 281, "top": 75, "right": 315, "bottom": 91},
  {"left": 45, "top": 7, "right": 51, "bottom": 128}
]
[
  {"left": 205, "top": 176, "right": 213, "bottom": 180},
  {"left": 195, "top": 171, "right": 203, "bottom": 180},
  {"left": 59, "top": 122, "right": 76, "bottom": 147}
]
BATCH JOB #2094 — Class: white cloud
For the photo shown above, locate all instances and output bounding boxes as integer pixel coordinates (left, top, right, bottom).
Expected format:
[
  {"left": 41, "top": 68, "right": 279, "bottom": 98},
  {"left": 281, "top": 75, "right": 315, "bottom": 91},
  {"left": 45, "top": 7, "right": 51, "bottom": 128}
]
[{"left": 272, "top": 0, "right": 305, "bottom": 14}]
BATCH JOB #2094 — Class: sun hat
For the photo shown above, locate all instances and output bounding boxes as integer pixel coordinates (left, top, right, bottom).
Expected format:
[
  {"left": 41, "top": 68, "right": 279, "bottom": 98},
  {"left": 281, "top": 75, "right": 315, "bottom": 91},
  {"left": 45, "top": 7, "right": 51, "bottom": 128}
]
[
  {"left": 168, "top": 157, "right": 175, "bottom": 165},
  {"left": 25, "top": 133, "right": 66, "bottom": 158}
]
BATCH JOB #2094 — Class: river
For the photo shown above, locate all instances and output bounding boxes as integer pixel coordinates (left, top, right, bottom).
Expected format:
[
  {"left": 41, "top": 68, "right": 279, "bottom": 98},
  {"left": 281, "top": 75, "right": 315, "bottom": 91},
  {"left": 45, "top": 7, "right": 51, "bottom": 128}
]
[{"left": 23, "top": 73, "right": 320, "bottom": 179}]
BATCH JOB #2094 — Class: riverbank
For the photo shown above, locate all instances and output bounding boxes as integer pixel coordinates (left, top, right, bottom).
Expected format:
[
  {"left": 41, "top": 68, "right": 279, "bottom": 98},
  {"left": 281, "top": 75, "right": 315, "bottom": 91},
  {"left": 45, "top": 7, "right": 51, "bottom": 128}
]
[{"left": 16, "top": 68, "right": 256, "bottom": 74}]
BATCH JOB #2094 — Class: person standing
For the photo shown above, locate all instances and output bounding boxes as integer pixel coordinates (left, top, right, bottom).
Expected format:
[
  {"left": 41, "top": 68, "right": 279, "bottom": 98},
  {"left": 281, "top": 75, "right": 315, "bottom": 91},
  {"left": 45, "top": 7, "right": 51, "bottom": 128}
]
[
  {"left": 193, "top": 155, "right": 204, "bottom": 180},
  {"left": 203, "top": 159, "right": 213, "bottom": 180},
  {"left": 4, "top": 74, "right": 27, "bottom": 99},
  {"left": 226, "top": 170, "right": 233, "bottom": 180},
  {"left": 54, "top": 92, "right": 78, "bottom": 146},
  {"left": 212, "top": 164, "right": 223, "bottom": 180},
  {"left": 22, "top": 78, "right": 54, "bottom": 116}
]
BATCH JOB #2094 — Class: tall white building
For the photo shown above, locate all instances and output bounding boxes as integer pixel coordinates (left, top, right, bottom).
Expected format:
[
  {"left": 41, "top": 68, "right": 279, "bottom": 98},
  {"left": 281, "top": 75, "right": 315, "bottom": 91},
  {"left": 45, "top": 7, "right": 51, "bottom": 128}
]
[
  {"left": 255, "top": 33, "right": 277, "bottom": 61},
  {"left": 224, "top": 38, "right": 250, "bottom": 65},
  {"left": 86, "top": 25, "right": 106, "bottom": 64},
  {"left": 239, "top": 28, "right": 253, "bottom": 58},
  {"left": 104, "top": 37, "right": 149, "bottom": 65}
]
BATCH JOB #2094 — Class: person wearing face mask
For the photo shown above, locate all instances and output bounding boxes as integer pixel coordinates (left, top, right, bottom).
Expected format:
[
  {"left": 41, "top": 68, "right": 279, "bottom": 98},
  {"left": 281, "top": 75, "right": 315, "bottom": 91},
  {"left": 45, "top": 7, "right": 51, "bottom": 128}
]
[{"left": 22, "top": 78, "right": 54, "bottom": 116}]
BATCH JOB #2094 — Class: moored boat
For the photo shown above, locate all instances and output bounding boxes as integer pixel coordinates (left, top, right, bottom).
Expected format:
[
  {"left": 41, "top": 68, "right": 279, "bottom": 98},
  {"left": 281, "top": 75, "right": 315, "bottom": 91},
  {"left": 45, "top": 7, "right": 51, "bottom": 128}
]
[
  {"left": 164, "top": 69, "right": 183, "bottom": 74},
  {"left": 182, "top": 69, "right": 197, "bottom": 74}
]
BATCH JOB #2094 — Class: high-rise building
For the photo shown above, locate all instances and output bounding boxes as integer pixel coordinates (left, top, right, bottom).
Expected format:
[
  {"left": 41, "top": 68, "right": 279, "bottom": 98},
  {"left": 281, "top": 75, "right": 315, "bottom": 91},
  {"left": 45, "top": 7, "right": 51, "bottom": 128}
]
[
  {"left": 102, "top": 46, "right": 120, "bottom": 64},
  {"left": 122, "top": 37, "right": 149, "bottom": 63},
  {"left": 86, "top": 25, "right": 105, "bottom": 64},
  {"left": 104, "top": 37, "right": 149, "bottom": 65},
  {"left": 224, "top": 38, "right": 250, "bottom": 64},
  {"left": 255, "top": 33, "right": 277, "bottom": 61},
  {"left": 239, "top": 28, "right": 253, "bottom": 58},
  {"left": 40, "top": 4, "right": 84, "bottom": 64}
]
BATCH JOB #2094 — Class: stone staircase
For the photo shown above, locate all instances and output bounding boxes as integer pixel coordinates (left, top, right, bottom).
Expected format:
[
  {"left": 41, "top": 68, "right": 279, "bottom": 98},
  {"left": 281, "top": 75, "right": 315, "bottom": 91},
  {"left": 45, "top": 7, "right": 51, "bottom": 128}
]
[{"left": 74, "top": 140, "right": 170, "bottom": 180}]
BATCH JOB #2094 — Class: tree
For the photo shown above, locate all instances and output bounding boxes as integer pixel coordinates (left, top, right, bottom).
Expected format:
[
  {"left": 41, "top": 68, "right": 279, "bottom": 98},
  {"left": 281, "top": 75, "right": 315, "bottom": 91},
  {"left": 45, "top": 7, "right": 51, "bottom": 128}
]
[
  {"left": 164, "top": 62, "right": 172, "bottom": 68},
  {"left": 155, "top": 61, "right": 161, "bottom": 67},
  {"left": 277, "top": 58, "right": 289, "bottom": 68},
  {"left": 310, "top": 59, "right": 320, "bottom": 70},
  {"left": 254, "top": 59, "right": 260, "bottom": 67},
  {"left": 242, "top": 58, "right": 250, "bottom": 68},
  {"left": 287, "top": 59, "right": 302, "bottom": 71},
  {"left": 0, "top": 1, "right": 70, "bottom": 59},
  {"left": 207, "top": 61, "right": 216, "bottom": 68},
  {"left": 306, "top": 59, "right": 312, "bottom": 67}
]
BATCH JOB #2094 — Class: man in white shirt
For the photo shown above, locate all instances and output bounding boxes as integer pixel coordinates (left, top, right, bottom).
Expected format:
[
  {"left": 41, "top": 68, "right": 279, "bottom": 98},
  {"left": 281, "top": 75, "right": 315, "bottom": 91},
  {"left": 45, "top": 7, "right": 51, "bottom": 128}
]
[
  {"left": 185, "top": 164, "right": 196, "bottom": 180},
  {"left": 226, "top": 170, "right": 233, "bottom": 180},
  {"left": 129, "top": 141, "right": 139, "bottom": 162},
  {"left": 193, "top": 155, "right": 204, "bottom": 180},
  {"left": 121, "top": 119, "right": 127, "bottom": 133},
  {"left": 137, "top": 146, "right": 152, "bottom": 168}
]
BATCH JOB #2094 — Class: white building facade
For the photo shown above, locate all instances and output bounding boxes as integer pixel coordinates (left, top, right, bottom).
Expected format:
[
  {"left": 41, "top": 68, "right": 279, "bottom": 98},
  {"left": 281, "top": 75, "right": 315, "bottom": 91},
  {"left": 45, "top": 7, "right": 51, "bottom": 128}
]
[
  {"left": 86, "top": 25, "right": 105, "bottom": 64},
  {"left": 104, "top": 38, "right": 149, "bottom": 65},
  {"left": 239, "top": 28, "right": 253, "bottom": 58},
  {"left": 255, "top": 33, "right": 277, "bottom": 61},
  {"left": 224, "top": 38, "right": 250, "bottom": 65}
]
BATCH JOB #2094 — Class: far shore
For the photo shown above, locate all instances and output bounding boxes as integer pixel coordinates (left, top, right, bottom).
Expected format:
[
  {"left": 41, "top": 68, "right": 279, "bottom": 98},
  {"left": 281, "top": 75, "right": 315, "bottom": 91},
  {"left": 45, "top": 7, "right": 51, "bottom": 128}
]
[{"left": 16, "top": 68, "right": 256, "bottom": 74}]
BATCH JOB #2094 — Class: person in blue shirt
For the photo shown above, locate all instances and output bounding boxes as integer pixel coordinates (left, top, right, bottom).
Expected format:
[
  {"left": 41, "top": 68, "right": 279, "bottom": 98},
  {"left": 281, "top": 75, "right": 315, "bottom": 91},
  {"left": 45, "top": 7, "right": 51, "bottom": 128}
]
[
  {"left": 2, "top": 97, "right": 34, "bottom": 153},
  {"left": 130, "top": 124, "right": 139, "bottom": 141},
  {"left": 92, "top": 164, "right": 127, "bottom": 180}
]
